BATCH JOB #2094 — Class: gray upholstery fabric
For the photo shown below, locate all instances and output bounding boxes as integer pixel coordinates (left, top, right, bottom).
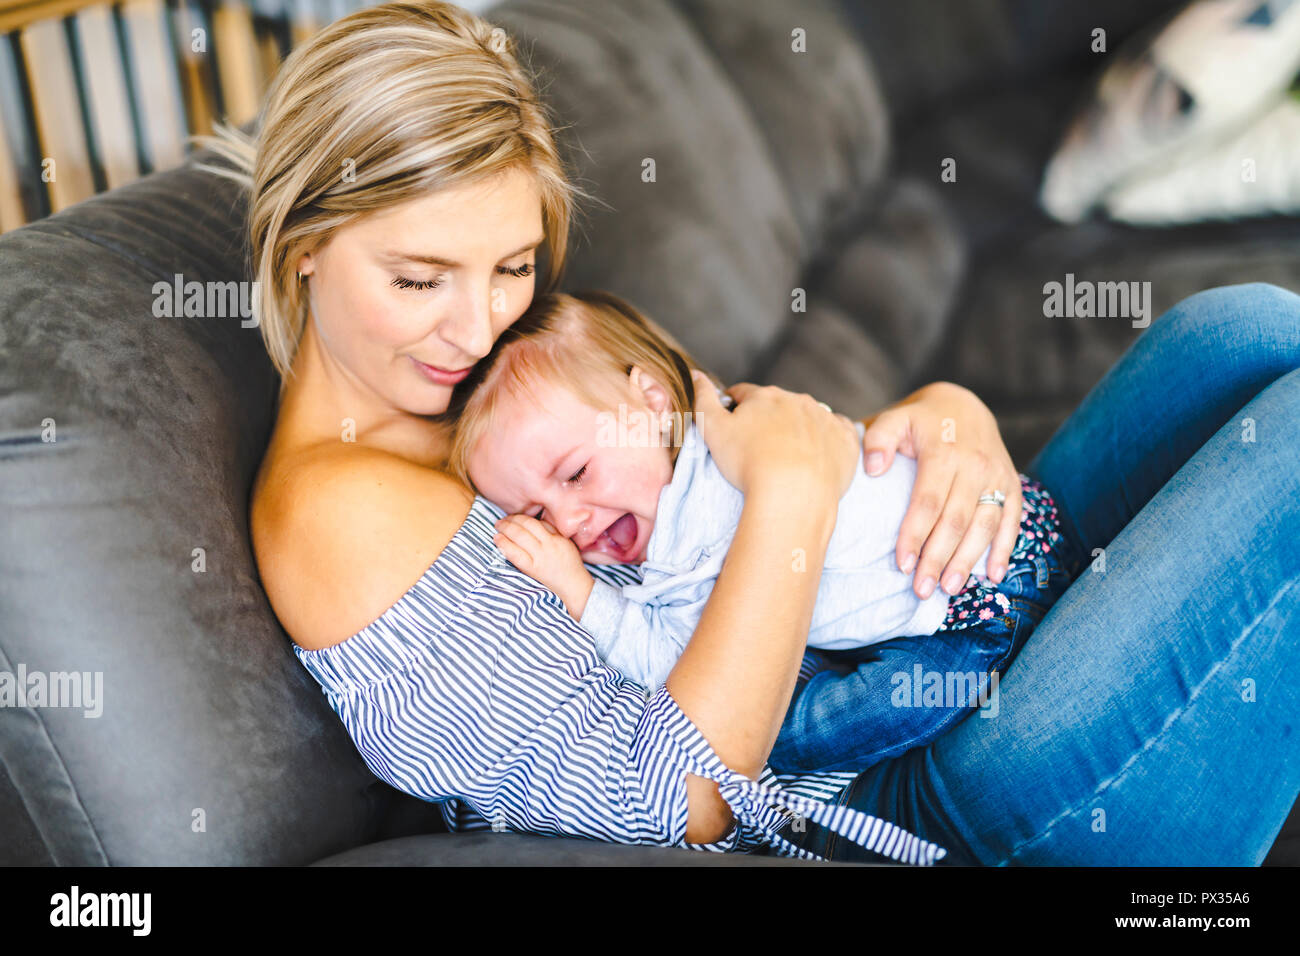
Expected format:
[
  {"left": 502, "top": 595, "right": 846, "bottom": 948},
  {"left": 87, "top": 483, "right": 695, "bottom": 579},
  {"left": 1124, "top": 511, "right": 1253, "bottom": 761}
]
[
  {"left": 671, "top": 0, "right": 891, "bottom": 247},
  {"left": 311, "top": 832, "right": 859, "bottom": 865},
  {"left": 761, "top": 179, "right": 966, "bottom": 418},
  {"left": 493, "top": 0, "right": 805, "bottom": 382},
  {"left": 1, "top": 0, "right": 1295, "bottom": 865},
  {"left": 834, "top": 0, "right": 1187, "bottom": 130}
]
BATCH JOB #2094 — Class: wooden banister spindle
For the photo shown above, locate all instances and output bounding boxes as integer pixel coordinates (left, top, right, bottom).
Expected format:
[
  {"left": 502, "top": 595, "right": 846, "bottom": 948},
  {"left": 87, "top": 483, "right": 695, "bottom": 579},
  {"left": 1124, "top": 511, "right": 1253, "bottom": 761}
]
[
  {"left": 19, "top": 16, "right": 95, "bottom": 210},
  {"left": 119, "top": 0, "right": 186, "bottom": 172},
  {"left": 212, "top": 0, "right": 261, "bottom": 126},
  {"left": 73, "top": 4, "right": 139, "bottom": 189}
]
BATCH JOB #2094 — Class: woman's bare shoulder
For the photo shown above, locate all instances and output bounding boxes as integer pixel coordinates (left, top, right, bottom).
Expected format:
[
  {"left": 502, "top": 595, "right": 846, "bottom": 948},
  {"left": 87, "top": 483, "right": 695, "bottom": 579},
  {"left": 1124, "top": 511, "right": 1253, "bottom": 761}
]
[{"left": 251, "top": 443, "right": 476, "bottom": 651}]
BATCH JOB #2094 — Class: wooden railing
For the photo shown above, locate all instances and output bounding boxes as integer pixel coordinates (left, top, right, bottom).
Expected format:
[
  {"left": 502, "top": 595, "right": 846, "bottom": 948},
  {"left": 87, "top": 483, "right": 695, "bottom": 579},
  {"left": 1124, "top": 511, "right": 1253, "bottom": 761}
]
[{"left": 0, "top": 0, "right": 375, "bottom": 232}]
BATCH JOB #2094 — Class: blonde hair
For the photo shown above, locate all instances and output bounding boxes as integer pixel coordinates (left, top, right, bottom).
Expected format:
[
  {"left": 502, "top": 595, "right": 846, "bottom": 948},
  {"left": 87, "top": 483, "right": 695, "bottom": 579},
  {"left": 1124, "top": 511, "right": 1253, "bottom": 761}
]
[
  {"left": 444, "top": 290, "right": 724, "bottom": 490},
  {"left": 194, "top": 1, "right": 584, "bottom": 387}
]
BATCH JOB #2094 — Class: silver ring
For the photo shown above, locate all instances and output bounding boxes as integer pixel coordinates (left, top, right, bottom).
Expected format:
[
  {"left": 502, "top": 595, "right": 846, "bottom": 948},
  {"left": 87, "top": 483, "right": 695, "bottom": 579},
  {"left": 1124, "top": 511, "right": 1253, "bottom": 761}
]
[
  {"left": 977, "top": 490, "right": 1006, "bottom": 508},
  {"left": 816, "top": 401, "right": 833, "bottom": 413}
]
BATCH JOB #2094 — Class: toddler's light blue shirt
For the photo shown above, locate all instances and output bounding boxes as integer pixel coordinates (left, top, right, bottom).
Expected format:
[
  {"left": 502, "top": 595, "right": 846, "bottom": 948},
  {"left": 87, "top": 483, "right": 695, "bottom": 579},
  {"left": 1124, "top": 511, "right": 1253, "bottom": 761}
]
[{"left": 579, "top": 421, "right": 990, "bottom": 690}]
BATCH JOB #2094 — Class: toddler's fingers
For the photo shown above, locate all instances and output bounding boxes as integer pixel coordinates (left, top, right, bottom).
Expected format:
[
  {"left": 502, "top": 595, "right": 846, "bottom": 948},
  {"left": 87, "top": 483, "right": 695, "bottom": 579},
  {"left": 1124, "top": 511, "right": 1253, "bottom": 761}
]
[
  {"left": 508, "top": 513, "right": 563, "bottom": 541},
  {"left": 493, "top": 533, "right": 534, "bottom": 571},
  {"left": 495, "top": 515, "right": 544, "bottom": 551}
]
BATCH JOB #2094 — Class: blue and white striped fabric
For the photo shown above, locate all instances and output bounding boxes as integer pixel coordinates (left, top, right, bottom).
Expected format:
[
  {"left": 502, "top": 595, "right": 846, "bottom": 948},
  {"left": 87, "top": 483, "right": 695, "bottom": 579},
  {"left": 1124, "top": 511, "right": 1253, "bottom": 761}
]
[{"left": 291, "top": 495, "right": 947, "bottom": 864}]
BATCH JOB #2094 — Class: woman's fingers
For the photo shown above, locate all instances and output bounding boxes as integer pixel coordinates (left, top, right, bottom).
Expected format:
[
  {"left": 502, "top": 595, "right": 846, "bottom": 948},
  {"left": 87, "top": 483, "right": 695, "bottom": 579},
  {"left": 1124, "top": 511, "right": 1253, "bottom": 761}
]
[
  {"left": 985, "top": 478, "right": 1024, "bottom": 584},
  {"left": 693, "top": 373, "right": 857, "bottom": 501},
  {"left": 690, "top": 371, "right": 726, "bottom": 432},
  {"left": 899, "top": 448, "right": 961, "bottom": 597},
  {"left": 723, "top": 381, "right": 759, "bottom": 405},
  {"left": 910, "top": 456, "right": 1023, "bottom": 598},
  {"left": 893, "top": 440, "right": 947, "bottom": 578},
  {"left": 878, "top": 382, "right": 1024, "bottom": 598},
  {"left": 861, "top": 407, "right": 909, "bottom": 476},
  {"left": 936, "top": 462, "right": 1010, "bottom": 594}
]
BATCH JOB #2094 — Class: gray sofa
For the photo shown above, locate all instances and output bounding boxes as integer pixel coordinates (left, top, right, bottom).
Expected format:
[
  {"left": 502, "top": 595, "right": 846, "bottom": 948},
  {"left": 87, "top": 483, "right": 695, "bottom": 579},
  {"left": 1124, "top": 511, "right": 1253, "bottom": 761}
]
[{"left": 1, "top": 0, "right": 1295, "bottom": 865}]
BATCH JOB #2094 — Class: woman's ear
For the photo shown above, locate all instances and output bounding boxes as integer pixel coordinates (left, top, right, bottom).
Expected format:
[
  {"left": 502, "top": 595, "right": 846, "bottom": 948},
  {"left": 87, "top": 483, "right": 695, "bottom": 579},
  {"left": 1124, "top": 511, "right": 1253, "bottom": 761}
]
[
  {"left": 296, "top": 251, "right": 315, "bottom": 277},
  {"left": 629, "top": 365, "right": 671, "bottom": 414}
]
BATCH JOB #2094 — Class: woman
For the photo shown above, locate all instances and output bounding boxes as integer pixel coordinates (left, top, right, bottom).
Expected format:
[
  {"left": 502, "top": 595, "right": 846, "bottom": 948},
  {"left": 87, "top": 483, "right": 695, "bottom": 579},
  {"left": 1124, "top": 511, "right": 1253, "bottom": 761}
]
[{"left": 205, "top": 1, "right": 1299, "bottom": 862}]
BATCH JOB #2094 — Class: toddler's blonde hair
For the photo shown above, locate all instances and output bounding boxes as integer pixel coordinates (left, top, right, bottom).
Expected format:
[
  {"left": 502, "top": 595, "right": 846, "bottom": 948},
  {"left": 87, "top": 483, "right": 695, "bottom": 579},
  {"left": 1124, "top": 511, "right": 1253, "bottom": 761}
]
[{"left": 444, "top": 290, "right": 722, "bottom": 490}]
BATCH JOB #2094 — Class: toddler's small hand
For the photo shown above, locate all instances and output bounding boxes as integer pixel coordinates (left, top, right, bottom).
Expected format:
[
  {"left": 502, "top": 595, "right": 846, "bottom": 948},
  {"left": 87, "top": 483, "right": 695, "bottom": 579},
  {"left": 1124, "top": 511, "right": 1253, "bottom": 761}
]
[{"left": 494, "top": 514, "right": 594, "bottom": 618}]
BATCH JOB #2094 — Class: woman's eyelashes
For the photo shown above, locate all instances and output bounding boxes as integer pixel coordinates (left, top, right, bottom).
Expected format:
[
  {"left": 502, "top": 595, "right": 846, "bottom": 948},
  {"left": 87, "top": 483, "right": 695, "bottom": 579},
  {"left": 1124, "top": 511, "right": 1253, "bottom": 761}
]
[
  {"left": 390, "top": 262, "right": 534, "bottom": 291},
  {"left": 391, "top": 275, "right": 442, "bottom": 291}
]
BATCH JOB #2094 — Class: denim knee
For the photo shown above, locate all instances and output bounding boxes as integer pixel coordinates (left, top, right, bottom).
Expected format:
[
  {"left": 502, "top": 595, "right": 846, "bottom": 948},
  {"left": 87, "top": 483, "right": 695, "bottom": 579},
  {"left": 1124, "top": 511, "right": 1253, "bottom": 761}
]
[{"left": 1160, "top": 282, "right": 1300, "bottom": 349}]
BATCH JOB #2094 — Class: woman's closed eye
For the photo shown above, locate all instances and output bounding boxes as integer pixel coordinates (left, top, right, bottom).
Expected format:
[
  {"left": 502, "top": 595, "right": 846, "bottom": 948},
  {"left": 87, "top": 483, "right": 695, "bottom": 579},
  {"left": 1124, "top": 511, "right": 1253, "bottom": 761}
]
[
  {"left": 391, "top": 274, "right": 443, "bottom": 291},
  {"left": 390, "top": 262, "right": 534, "bottom": 292}
]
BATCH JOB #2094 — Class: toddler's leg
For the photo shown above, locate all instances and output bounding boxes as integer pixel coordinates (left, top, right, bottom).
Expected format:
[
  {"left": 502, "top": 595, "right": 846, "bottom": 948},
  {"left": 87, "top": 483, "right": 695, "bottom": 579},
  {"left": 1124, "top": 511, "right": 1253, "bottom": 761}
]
[{"left": 770, "top": 619, "right": 1021, "bottom": 774}]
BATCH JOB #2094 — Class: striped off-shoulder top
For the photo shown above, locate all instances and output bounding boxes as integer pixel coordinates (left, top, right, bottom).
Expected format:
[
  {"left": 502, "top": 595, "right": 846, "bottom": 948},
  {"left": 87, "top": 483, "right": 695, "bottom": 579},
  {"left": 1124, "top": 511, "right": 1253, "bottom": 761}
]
[{"left": 290, "top": 495, "right": 947, "bottom": 864}]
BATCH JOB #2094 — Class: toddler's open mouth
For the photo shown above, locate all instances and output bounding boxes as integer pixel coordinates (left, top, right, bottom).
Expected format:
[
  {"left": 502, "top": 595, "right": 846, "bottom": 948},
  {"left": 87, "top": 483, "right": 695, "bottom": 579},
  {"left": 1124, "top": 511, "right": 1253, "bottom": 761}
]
[{"left": 583, "top": 512, "right": 644, "bottom": 564}]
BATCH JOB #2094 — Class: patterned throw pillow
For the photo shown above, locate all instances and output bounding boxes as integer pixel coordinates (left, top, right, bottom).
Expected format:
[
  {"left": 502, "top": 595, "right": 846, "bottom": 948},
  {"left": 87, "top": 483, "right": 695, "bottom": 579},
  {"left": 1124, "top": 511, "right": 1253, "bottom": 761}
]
[
  {"left": 1039, "top": 0, "right": 1300, "bottom": 224},
  {"left": 1103, "top": 84, "right": 1300, "bottom": 223}
]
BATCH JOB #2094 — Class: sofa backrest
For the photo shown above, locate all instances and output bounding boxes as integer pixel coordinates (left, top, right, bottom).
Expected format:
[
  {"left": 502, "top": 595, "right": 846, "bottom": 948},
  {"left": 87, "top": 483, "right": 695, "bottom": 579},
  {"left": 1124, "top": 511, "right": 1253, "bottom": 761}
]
[{"left": 494, "top": 0, "right": 890, "bottom": 382}]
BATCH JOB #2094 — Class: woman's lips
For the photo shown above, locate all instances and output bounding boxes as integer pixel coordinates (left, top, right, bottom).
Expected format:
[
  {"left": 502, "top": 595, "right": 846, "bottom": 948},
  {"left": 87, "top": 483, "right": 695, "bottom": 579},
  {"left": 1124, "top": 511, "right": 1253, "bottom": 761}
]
[{"left": 410, "top": 356, "right": 472, "bottom": 385}]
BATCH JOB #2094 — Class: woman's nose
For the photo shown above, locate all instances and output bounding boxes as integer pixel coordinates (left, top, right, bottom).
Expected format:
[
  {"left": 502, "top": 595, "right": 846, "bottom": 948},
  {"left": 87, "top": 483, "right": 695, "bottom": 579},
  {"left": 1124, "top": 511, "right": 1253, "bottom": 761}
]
[{"left": 442, "top": 285, "right": 496, "bottom": 359}]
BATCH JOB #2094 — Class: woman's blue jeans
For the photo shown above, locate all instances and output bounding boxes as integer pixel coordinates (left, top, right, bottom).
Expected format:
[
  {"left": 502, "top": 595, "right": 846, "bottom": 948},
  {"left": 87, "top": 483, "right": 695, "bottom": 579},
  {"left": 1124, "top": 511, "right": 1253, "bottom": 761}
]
[{"left": 773, "top": 283, "right": 1300, "bottom": 865}]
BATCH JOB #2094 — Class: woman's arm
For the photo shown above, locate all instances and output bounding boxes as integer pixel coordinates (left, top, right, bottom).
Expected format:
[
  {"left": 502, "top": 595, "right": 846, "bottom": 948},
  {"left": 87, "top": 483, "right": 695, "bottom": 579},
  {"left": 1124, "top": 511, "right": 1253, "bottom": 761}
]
[
  {"left": 667, "top": 374, "right": 859, "bottom": 843},
  {"left": 860, "top": 381, "right": 1023, "bottom": 598}
]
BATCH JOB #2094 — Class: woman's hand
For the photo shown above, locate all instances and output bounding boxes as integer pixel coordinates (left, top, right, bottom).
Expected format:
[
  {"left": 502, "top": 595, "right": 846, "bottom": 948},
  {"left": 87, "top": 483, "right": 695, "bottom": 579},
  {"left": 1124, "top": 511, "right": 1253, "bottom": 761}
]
[
  {"left": 861, "top": 381, "right": 1022, "bottom": 597},
  {"left": 691, "top": 371, "right": 859, "bottom": 505}
]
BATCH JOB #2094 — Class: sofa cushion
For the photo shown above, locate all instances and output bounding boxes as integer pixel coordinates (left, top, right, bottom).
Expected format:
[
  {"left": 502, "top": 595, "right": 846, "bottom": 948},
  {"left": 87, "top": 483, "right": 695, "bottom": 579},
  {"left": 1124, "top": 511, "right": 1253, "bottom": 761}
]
[
  {"left": 760, "top": 301, "right": 898, "bottom": 419},
  {"left": 670, "top": 0, "right": 891, "bottom": 248},
  {"left": 492, "top": 0, "right": 806, "bottom": 382}
]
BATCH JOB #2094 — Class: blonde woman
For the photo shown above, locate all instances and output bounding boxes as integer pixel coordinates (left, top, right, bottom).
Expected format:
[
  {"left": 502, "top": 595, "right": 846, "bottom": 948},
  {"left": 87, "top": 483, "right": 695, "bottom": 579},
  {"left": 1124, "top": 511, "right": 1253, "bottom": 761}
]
[{"left": 204, "top": 1, "right": 1300, "bottom": 863}]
